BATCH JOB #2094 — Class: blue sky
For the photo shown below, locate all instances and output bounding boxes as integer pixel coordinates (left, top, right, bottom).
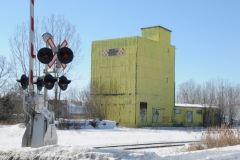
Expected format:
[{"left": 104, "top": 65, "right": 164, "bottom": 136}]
[{"left": 1, "top": 1, "right": 240, "bottom": 90}]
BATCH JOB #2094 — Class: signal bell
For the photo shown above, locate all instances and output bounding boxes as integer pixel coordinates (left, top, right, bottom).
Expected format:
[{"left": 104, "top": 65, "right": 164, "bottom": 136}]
[
  {"left": 58, "top": 76, "right": 71, "bottom": 91},
  {"left": 44, "top": 74, "right": 57, "bottom": 90},
  {"left": 37, "top": 48, "right": 53, "bottom": 64},
  {"left": 34, "top": 77, "right": 44, "bottom": 91},
  {"left": 57, "top": 47, "right": 73, "bottom": 64},
  {"left": 16, "top": 74, "right": 29, "bottom": 90}
]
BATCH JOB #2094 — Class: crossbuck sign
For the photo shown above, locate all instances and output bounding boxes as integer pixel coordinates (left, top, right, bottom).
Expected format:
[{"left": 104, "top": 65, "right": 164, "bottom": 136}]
[{"left": 46, "top": 37, "right": 68, "bottom": 69}]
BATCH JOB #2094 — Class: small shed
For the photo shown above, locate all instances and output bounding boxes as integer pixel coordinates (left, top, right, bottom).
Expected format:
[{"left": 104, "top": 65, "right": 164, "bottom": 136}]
[
  {"left": 174, "top": 103, "right": 219, "bottom": 127},
  {"left": 68, "top": 105, "right": 86, "bottom": 119}
]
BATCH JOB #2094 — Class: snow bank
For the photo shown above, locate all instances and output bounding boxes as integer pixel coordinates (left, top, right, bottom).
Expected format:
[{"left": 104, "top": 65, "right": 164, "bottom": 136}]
[
  {"left": 0, "top": 146, "right": 159, "bottom": 160},
  {"left": 1, "top": 122, "right": 240, "bottom": 159},
  {"left": 1, "top": 144, "right": 240, "bottom": 160},
  {"left": 161, "top": 145, "right": 240, "bottom": 160}
]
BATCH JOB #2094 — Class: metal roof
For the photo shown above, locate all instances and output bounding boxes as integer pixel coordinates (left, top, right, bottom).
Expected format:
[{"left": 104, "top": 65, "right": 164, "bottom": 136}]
[
  {"left": 175, "top": 103, "right": 219, "bottom": 109},
  {"left": 141, "top": 25, "right": 172, "bottom": 32}
]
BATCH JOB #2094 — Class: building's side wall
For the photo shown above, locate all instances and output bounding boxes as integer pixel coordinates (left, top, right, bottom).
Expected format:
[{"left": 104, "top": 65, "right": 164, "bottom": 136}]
[
  {"left": 174, "top": 107, "right": 204, "bottom": 126},
  {"left": 91, "top": 37, "right": 138, "bottom": 127},
  {"left": 135, "top": 37, "right": 175, "bottom": 127},
  {"left": 173, "top": 107, "right": 220, "bottom": 127}
]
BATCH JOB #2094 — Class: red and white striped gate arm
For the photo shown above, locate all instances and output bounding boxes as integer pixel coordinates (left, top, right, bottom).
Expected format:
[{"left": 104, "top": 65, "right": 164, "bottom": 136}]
[{"left": 29, "top": 0, "right": 36, "bottom": 93}]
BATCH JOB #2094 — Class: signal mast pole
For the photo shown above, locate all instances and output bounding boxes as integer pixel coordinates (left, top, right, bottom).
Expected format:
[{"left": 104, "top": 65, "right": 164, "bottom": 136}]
[
  {"left": 44, "top": 42, "right": 49, "bottom": 108},
  {"left": 17, "top": 0, "right": 73, "bottom": 148},
  {"left": 29, "top": 0, "right": 35, "bottom": 96}
]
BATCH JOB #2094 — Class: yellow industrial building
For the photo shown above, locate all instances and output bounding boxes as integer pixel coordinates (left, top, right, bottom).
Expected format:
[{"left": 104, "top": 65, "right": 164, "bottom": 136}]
[{"left": 91, "top": 26, "right": 175, "bottom": 127}]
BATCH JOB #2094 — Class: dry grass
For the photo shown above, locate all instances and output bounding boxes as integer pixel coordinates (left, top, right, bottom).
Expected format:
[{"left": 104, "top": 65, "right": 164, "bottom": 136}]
[
  {"left": 186, "top": 126, "right": 240, "bottom": 151},
  {"left": 0, "top": 120, "right": 14, "bottom": 125}
]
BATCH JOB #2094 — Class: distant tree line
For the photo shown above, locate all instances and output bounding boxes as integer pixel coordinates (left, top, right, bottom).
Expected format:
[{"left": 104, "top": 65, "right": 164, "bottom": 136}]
[{"left": 176, "top": 78, "right": 240, "bottom": 126}]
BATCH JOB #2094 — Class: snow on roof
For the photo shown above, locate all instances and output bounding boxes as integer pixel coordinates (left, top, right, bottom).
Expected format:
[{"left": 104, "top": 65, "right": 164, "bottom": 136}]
[{"left": 175, "top": 103, "right": 219, "bottom": 109}]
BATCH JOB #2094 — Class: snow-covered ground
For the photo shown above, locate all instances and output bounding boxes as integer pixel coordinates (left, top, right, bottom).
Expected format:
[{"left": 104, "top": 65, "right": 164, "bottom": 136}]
[{"left": 1, "top": 120, "right": 240, "bottom": 160}]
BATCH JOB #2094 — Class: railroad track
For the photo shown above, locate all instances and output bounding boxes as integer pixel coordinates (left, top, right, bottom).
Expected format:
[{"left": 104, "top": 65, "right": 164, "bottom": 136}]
[{"left": 94, "top": 140, "right": 199, "bottom": 150}]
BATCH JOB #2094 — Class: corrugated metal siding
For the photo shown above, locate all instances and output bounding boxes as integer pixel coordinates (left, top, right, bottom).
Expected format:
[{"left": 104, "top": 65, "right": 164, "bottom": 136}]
[
  {"left": 91, "top": 37, "right": 138, "bottom": 127},
  {"left": 136, "top": 36, "right": 175, "bottom": 127},
  {"left": 91, "top": 26, "right": 175, "bottom": 127},
  {"left": 174, "top": 107, "right": 206, "bottom": 126},
  {"left": 141, "top": 27, "right": 171, "bottom": 45}
]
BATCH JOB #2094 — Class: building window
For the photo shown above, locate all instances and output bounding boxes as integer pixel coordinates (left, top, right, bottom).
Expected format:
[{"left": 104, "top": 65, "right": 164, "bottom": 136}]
[
  {"left": 196, "top": 110, "right": 202, "bottom": 115},
  {"left": 109, "top": 49, "right": 118, "bottom": 56},
  {"left": 187, "top": 111, "right": 193, "bottom": 123},
  {"left": 102, "top": 48, "right": 124, "bottom": 56},
  {"left": 175, "top": 109, "right": 181, "bottom": 114}
]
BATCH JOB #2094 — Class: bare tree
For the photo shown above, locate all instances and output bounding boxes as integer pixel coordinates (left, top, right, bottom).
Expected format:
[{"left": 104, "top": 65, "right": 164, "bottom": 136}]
[
  {"left": 202, "top": 80, "right": 216, "bottom": 105},
  {"left": 225, "top": 85, "right": 240, "bottom": 125},
  {"left": 215, "top": 78, "right": 240, "bottom": 126},
  {"left": 9, "top": 21, "right": 38, "bottom": 78},
  {"left": 176, "top": 78, "right": 240, "bottom": 126},
  {"left": 61, "top": 87, "right": 83, "bottom": 120},
  {"left": 42, "top": 15, "right": 82, "bottom": 75},
  {"left": 9, "top": 15, "right": 82, "bottom": 78},
  {"left": 201, "top": 80, "right": 220, "bottom": 126},
  {"left": 81, "top": 81, "right": 111, "bottom": 120},
  {"left": 176, "top": 79, "right": 201, "bottom": 104},
  {"left": 9, "top": 14, "right": 83, "bottom": 113},
  {"left": 0, "top": 83, "right": 26, "bottom": 122},
  {"left": 65, "top": 87, "right": 82, "bottom": 106},
  {"left": 0, "top": 56, "right": 13, "bottom": 93},
  {"left": 0, "top": 95, "right": 14, "bottom": 120}
]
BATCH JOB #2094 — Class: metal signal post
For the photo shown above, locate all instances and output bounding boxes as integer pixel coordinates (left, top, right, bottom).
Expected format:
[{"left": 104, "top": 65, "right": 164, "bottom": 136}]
[
  {"left": 16, "top": 0, "right": 74, "bottom": 148},
  {"left": 29, "top": 0, "right": 35, "bottom": 96}
]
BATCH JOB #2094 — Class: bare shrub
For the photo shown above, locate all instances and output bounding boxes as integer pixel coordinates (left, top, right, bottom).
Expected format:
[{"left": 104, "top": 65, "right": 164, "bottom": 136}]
[
  {"left": 88, "top": 118, "right": 101, "bottom": 128},
  {"left": 176, "top": 78, "right": 240, "bottom": 126},
  {"left": 57, "top": 119, "right": 88, "bottom": 130},
  {"left": 0, "top": 95, "right": 15, "bottom": 121},
  {"left": 0, "top": 120, "right": 13, "bottom": 125},
  {"left": 186, "top": 126, "right": 240, "bottom": 151},
  {"left": 81, "top": 82, "right": 110, "bottom": 120}
]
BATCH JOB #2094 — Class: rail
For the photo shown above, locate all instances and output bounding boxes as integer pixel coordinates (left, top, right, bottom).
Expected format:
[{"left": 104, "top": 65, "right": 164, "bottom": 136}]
[{"left": 94, "top": 140, "right": 199, "bottom": 150}]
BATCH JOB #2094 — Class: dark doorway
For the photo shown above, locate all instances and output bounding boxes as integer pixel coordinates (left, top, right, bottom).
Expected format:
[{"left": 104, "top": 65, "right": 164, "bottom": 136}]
[{"left": 140, "top": 102, "right": 147, "bottom": 123}]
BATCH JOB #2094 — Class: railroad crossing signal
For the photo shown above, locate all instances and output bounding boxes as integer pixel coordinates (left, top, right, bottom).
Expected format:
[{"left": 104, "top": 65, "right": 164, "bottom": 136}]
[
  {"left": 45, "top": 38, "right": 73, "bottom": 69},
  {"left": 16, "top": 74, "right": 29, "bottom": 90},
  {"left": 17, "top": 33, "right": 73, "bottom": 91},
  {"left": 44, "top": 74, "right": 57, "bottom": 90},
  {"left": 57, "top": 47, "right": 74, "bottom": 64},
  {"left": 58, "top": 76, "right": 71, "bottom": 91},
  {"left": 17, "top": 74, "right": 64, "bottom": 91},
  {"left": 33, "top": 77, "right": 44, "bottom": 91},
  {"left": 37, "top": 48, "right": 53, "bottom": 64},
  {"left": 35, "top": 33, "right": 74, "bottom": 91}
]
